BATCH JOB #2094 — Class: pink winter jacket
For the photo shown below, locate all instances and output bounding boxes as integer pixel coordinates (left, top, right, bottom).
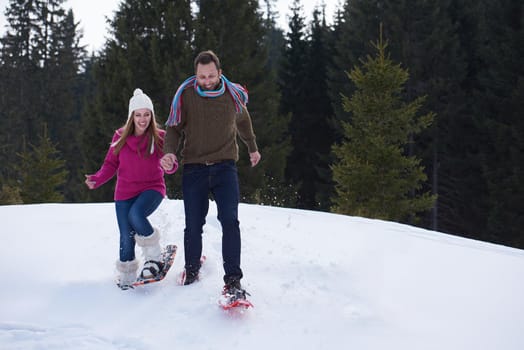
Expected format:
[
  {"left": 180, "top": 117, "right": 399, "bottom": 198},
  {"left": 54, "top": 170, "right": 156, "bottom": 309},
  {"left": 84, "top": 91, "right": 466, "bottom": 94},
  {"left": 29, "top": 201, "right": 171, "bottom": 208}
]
[{"left": 89, "top": 128, "right": 175, "bottom": 200}]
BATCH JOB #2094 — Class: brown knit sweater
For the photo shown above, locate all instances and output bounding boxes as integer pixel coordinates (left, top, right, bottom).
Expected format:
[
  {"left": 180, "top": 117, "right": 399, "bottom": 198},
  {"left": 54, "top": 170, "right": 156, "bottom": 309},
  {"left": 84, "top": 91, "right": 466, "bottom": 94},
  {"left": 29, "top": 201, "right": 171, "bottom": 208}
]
[{"left": 163, "top": 87, "right": 258, "bottom": 164}]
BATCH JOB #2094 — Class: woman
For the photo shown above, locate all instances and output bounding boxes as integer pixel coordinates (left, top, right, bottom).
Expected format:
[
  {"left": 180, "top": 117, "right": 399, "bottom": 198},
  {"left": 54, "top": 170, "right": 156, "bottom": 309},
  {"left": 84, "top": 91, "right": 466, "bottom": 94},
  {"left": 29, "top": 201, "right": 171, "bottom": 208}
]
[{"left": 85, "top": 88, "right": 177, "bottom": 289}]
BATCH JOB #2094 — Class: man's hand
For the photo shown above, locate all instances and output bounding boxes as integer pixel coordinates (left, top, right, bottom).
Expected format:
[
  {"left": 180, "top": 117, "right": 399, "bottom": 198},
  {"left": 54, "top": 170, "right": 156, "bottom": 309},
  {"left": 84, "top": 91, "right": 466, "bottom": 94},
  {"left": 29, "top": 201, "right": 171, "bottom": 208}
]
[
  {"left": 249, "top": 151, "right": 261, "bottom": 167},
  {"left": 161, "top": 153, "right": 178, "bottom": 171}
]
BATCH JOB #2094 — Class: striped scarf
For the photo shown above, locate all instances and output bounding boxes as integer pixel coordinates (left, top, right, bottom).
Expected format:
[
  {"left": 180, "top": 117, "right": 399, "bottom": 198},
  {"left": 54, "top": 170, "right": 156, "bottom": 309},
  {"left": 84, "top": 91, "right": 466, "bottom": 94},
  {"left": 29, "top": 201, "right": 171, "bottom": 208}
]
[{"left": 166, "top": 75, "right": 248, "bottom": 126}]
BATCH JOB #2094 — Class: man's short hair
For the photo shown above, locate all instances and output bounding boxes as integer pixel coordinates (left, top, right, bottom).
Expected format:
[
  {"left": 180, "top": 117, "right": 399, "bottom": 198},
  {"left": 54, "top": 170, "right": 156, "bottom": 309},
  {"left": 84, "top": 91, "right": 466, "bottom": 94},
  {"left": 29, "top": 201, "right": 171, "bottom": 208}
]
[{"left": 194, "top": 50, "right": 221, "bottom": 71}]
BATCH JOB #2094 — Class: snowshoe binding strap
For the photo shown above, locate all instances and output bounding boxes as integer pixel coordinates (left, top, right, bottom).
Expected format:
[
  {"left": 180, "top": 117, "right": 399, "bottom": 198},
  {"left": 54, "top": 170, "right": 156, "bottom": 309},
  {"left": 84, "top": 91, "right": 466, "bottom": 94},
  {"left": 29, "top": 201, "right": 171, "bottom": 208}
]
[{"left": 140, "top": 260, "right": 164, "bottom": 279}]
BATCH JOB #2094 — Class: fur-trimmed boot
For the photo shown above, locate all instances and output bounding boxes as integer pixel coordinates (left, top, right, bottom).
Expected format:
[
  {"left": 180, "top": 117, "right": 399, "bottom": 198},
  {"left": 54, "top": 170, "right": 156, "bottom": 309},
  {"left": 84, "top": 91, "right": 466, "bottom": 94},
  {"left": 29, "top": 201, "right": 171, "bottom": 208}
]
[
  {"left": 135, "top": 228, "right": 164, "bottom": 279},
  {"left": 116, "top": 259, "right": 139, "bottom": 290}
]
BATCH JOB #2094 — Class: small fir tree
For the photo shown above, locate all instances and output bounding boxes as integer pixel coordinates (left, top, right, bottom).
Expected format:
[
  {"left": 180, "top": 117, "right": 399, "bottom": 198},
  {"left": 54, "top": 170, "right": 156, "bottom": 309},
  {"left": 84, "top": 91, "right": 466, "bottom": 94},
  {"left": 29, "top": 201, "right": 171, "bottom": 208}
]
[
  {"left": 16, "top": 126, "right": 68, "bottom": 203},
  {"left": 331, "top": 31, "right": 435, "bottom": 222},
  {"left": 0, "top": 0, "right": 85, "bottom": 202},
  {"left": 0, "top": 184, "right": 23, "bottom": 205}
]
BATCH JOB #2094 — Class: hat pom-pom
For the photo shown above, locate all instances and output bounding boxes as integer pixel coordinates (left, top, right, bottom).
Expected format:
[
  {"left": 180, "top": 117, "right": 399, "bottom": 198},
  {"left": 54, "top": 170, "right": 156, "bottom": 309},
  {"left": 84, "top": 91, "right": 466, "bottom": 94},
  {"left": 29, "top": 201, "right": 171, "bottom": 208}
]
[{"left": 133, "top": 88, "right": 143, "bottom": 96}]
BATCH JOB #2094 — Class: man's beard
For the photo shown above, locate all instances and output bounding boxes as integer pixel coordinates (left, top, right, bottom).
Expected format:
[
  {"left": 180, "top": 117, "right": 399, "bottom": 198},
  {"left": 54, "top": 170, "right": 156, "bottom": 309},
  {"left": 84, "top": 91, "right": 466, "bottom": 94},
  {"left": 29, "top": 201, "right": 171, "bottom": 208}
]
[{"left": 201, "top": 79, "right": 221, "bottom": 91}]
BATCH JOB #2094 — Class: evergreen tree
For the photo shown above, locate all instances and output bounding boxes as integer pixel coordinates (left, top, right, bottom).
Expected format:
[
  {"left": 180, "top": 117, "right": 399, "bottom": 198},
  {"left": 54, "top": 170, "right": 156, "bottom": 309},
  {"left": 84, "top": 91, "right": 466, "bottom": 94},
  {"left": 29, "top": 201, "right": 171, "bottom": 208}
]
[
  {"left": 384, "top": 0, "right": 469, "bottom": 233},
  {"left": 262, "top": 0, "right": 285, "bottom": 78},
  {"left": 278, "top": 1, "right": 336, "bottom": 210},
  {"left": 278, "top": 0, "right": 308, "bottom": 116},
  {"left": 0, "top": 184, "right": 23, "bottom": 205},
  {"left": 259, "top": 0, "right": 296, "bottom": 206},
  {"left": 298, "top": 7, "right": 336, "bottom": 210},
  {"left": 194, "top": 0, "right": 291, "bottom": 206},
  {"left": 80, "top": 0, "right": 194, "bottom": 202},
  {"left": 1, "top": 0, "right": 85, "bottom": 202},
  {"left": 77, "top": 54, "right": 106, "bottom": 201},
  {"left": 329, "top": 0, "right": 475, "bottom": 234},
  {"left": 45, "top": 9, "right": 86, "bottom": 200},
  {"left": 474, "top": 0, "right": 524, "bottom": 247},
  {"left": 332, "top": 34, "right": 435, "bottom": 221},
  {"left": 16, "top": 125, "right": 68, "bottom": 203},
  {"left": 426, "top": 0, "right": 486, "bottom": 237},
  {"left": 278, "top": 0, "right": 308, "bottom": 207},
  {"left": 1, "top": 0, "right": 42, "bottom": 178},
  {"left": 328, "top": 0, "right": 384, "bottom": 124}
]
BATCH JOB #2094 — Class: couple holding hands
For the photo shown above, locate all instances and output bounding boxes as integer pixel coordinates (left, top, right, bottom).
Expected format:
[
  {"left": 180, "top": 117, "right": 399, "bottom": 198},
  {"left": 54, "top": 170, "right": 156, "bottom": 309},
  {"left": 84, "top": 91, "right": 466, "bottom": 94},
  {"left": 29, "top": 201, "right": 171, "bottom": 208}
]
[{"left": 85, "top": 50, "right": 261, "bottom": 299}]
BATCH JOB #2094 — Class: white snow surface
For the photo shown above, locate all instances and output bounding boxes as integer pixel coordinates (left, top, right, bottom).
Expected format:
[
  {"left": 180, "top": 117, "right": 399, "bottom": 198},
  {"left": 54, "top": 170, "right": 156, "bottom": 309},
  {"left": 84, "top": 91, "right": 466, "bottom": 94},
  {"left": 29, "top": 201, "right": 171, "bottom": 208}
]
[{"left": 1, "top": 200, "right": 524, "bottom": 349}]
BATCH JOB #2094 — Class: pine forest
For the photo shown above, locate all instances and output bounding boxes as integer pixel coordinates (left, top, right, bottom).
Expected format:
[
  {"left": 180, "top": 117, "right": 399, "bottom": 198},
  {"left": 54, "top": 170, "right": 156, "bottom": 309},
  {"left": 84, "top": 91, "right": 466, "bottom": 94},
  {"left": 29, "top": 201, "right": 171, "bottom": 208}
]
[{"left": 1, "top": 0, "right": 523, "bottom": 250}]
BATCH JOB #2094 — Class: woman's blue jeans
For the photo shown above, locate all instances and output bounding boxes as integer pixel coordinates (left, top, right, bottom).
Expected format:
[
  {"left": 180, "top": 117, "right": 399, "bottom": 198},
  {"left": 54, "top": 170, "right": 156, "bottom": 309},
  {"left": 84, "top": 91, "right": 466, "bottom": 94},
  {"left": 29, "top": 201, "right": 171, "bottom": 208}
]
[
  {"left": 182, "top": 160, "right": 243, "bottom": 283},
  {"left": 115, "top": 190, "right": 163, "bottom": 262}
]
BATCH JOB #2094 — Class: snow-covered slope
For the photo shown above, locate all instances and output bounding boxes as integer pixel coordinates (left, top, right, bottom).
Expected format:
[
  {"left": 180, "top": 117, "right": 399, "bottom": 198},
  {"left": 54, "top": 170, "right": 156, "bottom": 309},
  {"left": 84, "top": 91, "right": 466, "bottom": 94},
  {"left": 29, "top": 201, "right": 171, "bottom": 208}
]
[{"left": 1, "top": 200, "right": 523, "bottom": 349}]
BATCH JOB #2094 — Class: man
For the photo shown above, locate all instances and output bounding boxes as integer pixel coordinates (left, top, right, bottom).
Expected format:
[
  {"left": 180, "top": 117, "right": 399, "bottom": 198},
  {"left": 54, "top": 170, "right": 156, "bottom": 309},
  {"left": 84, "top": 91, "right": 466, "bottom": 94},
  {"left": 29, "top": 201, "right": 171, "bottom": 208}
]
[{"left": 161, "top": 50, "right": 261, "bottom": 298}]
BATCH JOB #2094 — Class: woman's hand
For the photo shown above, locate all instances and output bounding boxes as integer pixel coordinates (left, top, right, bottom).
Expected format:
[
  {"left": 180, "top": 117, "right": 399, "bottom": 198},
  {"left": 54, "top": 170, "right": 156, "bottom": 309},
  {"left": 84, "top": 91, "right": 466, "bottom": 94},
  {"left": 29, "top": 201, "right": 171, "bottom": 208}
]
[
  {"left": 161, "top": 153, "right": 178, "bottom": 172},
  {"left": 84, "top": 175, "right": 96, "bottom": 189}
]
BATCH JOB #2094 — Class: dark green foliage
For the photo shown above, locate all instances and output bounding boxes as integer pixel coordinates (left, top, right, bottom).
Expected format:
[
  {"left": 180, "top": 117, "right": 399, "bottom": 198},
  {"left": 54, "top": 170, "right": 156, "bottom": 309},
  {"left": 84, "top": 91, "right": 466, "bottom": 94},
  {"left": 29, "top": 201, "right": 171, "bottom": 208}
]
[
  {"left": 298, "top": 8, "right": 336, "bottom": 210},
  {"left": 279, "top": 1, "right": 337, "bottom": 210},
  {"left": 1, "top": 0, "right": 43, "bottom": 180},
  {"left": 262, "top": 0, "right": 285, "bottom": 77},
  {"left": 278, "top": 0, "right": 307, "bottom": 207},
  {"left": 194, "top": 0, "right": 291, "bottom": 206},
  {"left": 384, "top": 0, "right": 470, "bottom": 234},
  {"left": 44, "top": 9, "right": 86, "bottom": 201},
  {"left": 278, "top": 1, "right": 311, "bottom": 209},
  {"left": 2, "top": 0, "right": 524, "bottom": 249},
  {"left": 0, "top": 184, "right": 23, "bottom": 205},
  {"left": 278, "top": 0, "right": 308, "bottom": 118},
  {"left": 473, "top": 0, "right": 524, "bottom": 247},
  {"left": 80, "top": 0, "right": 194, "bottom": 201},
  {"left": 0, "top": 0, "right": 85, "bottom": 202},
  {"left": 328, "top": 0, "right": 384, "bottom": 123},
  {"left": 16, "top": 125, "right": 68, "bottom": 203},
  {"left": 329, "top": 0, "right": 490, "bottom": 238},
  {"left": 332, "top": 35, "right": 435, "bottom": 221}
]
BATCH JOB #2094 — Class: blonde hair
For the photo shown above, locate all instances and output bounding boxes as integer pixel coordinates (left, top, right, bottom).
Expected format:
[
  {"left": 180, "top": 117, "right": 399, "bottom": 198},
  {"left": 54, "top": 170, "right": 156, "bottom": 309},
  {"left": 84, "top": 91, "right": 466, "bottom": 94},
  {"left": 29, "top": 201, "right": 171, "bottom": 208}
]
[{"left": 112, "top": 110, "right": 162, "bottom": 157}]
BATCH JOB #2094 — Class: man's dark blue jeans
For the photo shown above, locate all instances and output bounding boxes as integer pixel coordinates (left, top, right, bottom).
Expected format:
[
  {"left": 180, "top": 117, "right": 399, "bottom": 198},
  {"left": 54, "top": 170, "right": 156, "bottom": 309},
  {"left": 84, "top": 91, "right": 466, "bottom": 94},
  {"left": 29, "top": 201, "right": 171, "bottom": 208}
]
[{"left": 182, "top": 160, "right": 243, "bottom": 283}]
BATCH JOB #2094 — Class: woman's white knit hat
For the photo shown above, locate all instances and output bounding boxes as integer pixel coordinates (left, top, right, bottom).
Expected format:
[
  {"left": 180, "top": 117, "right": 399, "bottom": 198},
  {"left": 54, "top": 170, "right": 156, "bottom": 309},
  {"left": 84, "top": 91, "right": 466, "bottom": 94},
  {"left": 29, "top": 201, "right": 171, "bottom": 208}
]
[{"left": 128, "top": 88, "right": 154, "bottom": 120}]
